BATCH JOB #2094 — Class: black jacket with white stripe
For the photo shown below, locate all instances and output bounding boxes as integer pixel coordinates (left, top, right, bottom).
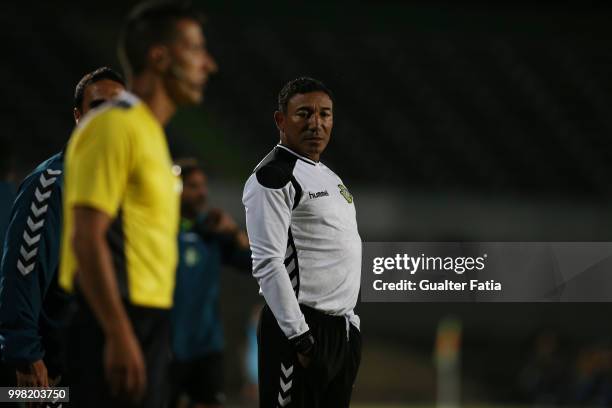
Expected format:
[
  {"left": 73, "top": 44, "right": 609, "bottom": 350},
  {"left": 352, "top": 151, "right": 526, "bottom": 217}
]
[
  {"left": 0, "top": 152, "right": 72, "bottom": 374},
  {"left": 242, "top": 145, "right": 361, "bottom": 340}
]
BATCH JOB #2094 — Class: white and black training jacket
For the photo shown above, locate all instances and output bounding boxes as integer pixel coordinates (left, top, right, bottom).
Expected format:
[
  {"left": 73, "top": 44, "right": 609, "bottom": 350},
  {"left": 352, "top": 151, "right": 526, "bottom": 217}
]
[{"left": 242, "top": 144, "right": 361, "bottom": 340}]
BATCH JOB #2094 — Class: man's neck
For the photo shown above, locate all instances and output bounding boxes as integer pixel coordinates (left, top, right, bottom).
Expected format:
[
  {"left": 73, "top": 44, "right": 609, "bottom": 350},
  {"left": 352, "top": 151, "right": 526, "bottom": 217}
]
[{"left": 131, "top": 72, "right": 176, "bottom": 126}]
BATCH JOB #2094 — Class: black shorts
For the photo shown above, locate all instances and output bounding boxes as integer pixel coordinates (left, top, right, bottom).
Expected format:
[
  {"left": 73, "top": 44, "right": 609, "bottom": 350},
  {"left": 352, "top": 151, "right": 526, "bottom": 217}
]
[
  {"left": 258, "top": 304, "right": 362, "bottom": 408},
  {"left": 169, "top": 352, "right": 226, "bottom": 405},
  {"left": 66, "top": 296, "right": 171, "bottom": 408}
]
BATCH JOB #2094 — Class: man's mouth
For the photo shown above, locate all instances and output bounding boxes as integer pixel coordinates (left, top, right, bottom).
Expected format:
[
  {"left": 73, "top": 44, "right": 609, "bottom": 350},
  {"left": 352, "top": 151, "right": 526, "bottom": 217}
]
[{"left": 303, "top": 132, "right": 324, "bottom": 141}]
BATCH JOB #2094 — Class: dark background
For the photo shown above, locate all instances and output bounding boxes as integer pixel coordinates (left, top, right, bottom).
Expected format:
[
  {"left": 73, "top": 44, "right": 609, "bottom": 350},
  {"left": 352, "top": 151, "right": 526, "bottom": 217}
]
[{"left": 2, "top": 0, "right": 612, "bottom": 405}]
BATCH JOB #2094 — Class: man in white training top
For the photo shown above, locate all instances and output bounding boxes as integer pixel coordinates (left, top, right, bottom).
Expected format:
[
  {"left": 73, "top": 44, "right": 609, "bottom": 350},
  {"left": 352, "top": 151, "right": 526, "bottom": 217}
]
[{"left": 242, "top": 77, "right": 362, "bottom": 408}]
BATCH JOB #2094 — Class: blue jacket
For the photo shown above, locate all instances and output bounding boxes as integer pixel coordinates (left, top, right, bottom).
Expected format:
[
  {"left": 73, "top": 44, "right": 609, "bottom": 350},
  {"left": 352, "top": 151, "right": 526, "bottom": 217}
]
[
  {"left": 0, "top": 152, "right": 72, "bottom": 373},
  {"left": 171, "top": 214, "right": 251, "bottom": 361},
  {"left": 0, "top": 181, "right": 16, "bottom": 261}
]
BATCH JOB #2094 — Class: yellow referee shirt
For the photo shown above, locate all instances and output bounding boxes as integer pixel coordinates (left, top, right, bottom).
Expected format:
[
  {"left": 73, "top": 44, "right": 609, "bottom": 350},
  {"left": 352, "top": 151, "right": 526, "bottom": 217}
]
[{"left": 59, "top": 92, "right": 180, "bottom": 309}]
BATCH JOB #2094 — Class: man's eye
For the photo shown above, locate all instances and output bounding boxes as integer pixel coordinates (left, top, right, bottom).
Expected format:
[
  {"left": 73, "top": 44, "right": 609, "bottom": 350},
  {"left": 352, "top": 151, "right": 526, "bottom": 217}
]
[{"left": 89, "top": 100, "right": 105, "bottom": 109}]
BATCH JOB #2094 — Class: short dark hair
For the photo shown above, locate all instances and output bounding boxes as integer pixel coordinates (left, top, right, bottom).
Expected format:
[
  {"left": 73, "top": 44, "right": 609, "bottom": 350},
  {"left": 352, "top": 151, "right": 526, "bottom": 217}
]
[
  {"left": 278, "top": 77, "right": 334, "bottom": 113},
  {"left": 74, "top": 67, "right": 125, "bottom": 111},
  {"left": 119, "top": 1, "right": 203, "bottom": 77},
  {"left": 174, "top": 158, "right": 204, "bottom": 180}
]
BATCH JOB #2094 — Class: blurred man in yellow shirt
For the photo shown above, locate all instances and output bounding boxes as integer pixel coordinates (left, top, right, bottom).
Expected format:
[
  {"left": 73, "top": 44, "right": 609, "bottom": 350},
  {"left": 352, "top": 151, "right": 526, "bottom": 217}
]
[{"left": 59, "top": 2, "right": 217, "bottom": 406}]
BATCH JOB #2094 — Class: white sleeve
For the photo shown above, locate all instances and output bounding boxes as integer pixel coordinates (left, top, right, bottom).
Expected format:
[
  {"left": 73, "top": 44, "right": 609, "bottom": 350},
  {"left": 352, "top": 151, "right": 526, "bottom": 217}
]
[{"left": 242, "top": 174, "right": 309, "bottom": 339}]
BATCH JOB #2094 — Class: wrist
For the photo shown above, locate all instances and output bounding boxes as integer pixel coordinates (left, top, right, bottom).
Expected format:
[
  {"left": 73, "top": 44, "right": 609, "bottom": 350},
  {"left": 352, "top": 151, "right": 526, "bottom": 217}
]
[
  {"left": 290, "top": 330, "right": 315, "bottom": 357},
  {"left": 231, "top": 227, "right": 242, "bottom": 241},
  {"left": 102, "top": 315, "right": 133, "bottom": 339}
]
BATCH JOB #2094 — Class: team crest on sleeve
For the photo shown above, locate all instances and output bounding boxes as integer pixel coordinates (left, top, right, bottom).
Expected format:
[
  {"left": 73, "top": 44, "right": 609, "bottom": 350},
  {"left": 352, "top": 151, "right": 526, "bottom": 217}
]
[
  {"left": 338, "top": 184, "right": 353, "bottom": 204},
  {"left": 184, "top": 247, "right": 199, "bottom": 267}
]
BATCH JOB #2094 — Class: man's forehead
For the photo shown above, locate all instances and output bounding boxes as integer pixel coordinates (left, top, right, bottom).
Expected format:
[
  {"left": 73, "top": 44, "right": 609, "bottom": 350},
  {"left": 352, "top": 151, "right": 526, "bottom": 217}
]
[
  {"left": 174, "top": 19, "right": 204, "bottom": 42},
  {"left": 289, "top": 91, "right": 333, "bottom": 109},
  {"left": 186, "top": 169, "right": 207, "bottom": 181},
  {"left": 84, "top": 79, "right": 124, "bottom": 98}
]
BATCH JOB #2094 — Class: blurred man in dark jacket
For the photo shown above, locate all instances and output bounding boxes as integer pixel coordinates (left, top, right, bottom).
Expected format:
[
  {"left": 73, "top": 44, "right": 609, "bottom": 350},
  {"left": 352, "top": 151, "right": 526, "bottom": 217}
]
[
  {"left": 0, "top": 67, "right": 125, "bottom": 387},
  {"left": 170, "top": 159, "right": 251, "bottom": 408}
]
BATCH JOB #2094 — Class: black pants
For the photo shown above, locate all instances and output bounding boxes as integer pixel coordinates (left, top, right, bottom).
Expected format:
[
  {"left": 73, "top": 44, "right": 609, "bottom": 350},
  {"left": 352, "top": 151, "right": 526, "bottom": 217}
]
[
  {"left": 66, "top": 297, "right": 171, "bottom": 407},
  {"left": 258, "top": 304, "right": 361, "bottom": 408},
  {"left": 169, "top": 352, "right": 226, "bottom": 406}
]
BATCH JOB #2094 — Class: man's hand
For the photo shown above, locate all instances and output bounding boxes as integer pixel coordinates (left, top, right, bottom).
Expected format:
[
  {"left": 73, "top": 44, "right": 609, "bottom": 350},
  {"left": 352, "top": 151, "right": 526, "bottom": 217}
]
[
  {"left": 104, "top": 327, "right": 146, "bottom": 402},
  {"left": 206, "top": 208, "right": 250, "bottom": 249},
  {"left": 206, "top": 208, "right": 238, "bottom": 235},
  {"left": 291, "top": 331, "right": 316, "bottom": 369},
  {"left": 16, "top": 359, "right": 49, "bottom": 387}
]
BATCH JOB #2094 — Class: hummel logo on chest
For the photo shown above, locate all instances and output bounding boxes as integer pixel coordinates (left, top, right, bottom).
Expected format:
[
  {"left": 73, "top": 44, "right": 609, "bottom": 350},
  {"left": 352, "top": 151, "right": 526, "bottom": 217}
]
[{"left": 308, "top": 190, "right": 329, "bottom": 199}]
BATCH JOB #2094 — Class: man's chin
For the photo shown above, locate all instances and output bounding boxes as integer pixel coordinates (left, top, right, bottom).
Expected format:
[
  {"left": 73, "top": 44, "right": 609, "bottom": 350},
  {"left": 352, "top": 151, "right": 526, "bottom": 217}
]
[
  {"left": 176, "top": 90, "right": 203, "bottom": 106},
  {"left": 297, "top": 144, "right": 326, "bottom": 161},
  {"left": 304, "top": 140, "right": 327, "bottom": 152},
  {"left": 187, "top": 92, "right": 203, "bottom": 105}
]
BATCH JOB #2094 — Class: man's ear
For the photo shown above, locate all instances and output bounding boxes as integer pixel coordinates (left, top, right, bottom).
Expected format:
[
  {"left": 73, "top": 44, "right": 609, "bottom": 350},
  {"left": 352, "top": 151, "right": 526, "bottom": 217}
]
[
  {"left": 148, "top": 45, "right": 171, "bottom": 74},
  {"left": 274, "top": 110, "right": 284, "bottom": 132},
  {"left": 73, "top": 107, "right": 81, "bottom": 124}
]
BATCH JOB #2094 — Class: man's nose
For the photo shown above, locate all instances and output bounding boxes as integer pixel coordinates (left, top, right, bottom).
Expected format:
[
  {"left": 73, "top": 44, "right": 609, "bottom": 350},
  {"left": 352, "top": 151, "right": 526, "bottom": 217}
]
[
  {"left": 308, "top": 113, "right": 321, "bottom": 129},
  {"left": 203, "top": 50, "right": 218, "bottom": 74}
]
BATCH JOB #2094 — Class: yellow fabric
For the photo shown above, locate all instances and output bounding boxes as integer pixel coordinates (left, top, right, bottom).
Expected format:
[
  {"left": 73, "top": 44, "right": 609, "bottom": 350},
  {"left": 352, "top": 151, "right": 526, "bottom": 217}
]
[{"left": 59, "top": 94, "right": 180, "bottom": 308}]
